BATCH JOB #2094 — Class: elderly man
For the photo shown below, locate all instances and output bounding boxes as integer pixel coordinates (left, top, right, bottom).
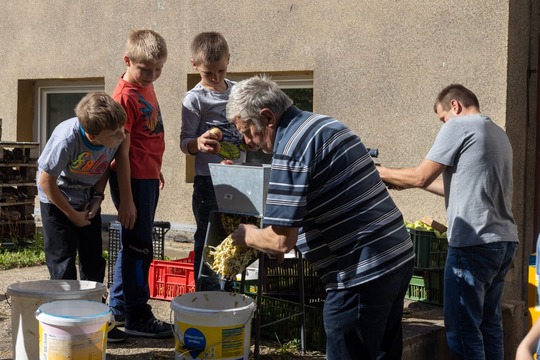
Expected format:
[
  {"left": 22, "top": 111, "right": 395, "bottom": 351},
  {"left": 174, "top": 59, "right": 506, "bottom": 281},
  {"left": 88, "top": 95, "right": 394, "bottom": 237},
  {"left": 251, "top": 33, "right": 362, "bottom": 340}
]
[
  {"left": 377, "top": 84, "right": 518, "bottom": 360},
  {"left": 227, "top": 75, "right": 415, "bottom": 360}
]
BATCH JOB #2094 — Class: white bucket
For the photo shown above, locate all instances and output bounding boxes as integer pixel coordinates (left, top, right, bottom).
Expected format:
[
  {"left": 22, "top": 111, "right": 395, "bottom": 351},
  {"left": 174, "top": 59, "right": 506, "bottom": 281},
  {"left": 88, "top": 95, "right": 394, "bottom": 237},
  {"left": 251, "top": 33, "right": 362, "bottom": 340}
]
[
  {"left": 6, "top": 280, "right": 107, "bottom": 360},
  {"left": 35, "top": 300, "right": 111, "bottom": 360},
  {"left": 170, "top": 291, "right": 256, "bottom": 360}
]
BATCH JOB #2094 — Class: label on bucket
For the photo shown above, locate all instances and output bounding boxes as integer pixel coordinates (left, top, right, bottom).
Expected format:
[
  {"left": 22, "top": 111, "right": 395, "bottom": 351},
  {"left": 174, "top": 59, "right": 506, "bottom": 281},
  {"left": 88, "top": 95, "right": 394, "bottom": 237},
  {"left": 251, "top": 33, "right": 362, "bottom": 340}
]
[
  {"left": 39, "top": 322, "right": 107, "bottom": 360},
  {"left": 175, "top": 323, "right": 245, "bottom": 359}
]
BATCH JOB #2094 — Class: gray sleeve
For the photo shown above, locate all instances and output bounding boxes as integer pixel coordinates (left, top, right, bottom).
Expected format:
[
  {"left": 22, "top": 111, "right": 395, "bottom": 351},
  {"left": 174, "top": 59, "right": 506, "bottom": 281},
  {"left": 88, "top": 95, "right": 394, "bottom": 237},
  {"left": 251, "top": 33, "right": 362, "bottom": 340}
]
[
  {"left": 180, "top": 92, "right": 202, "bottom": 154},
  {"left": 426, "top": 120, "right": 463, "bottom": 167},
  {"left": 37, "top": 134, "right": 71, "bottom": 177}
]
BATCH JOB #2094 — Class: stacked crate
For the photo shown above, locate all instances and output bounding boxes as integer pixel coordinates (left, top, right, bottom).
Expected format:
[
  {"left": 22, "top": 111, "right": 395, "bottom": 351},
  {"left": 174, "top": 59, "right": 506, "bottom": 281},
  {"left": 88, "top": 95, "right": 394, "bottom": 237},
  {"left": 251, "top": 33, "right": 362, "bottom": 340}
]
[
  {"left": 148, "top": 252, "right": 196, "bottom": 300},
  {"left": 233, "top": 254, "right": 327, "bottom": 351},
  {"left": 0, "top": 141, "right": 40, "bottom": 244},
  {"left": 257, "top": 255, "right": 326, "bottom": 351},
  {"left": 406, "top": 227, "right": 448, "bottom": 306},
  {"left": 107, "top": 221, "right": 170, "bottom": 288}
]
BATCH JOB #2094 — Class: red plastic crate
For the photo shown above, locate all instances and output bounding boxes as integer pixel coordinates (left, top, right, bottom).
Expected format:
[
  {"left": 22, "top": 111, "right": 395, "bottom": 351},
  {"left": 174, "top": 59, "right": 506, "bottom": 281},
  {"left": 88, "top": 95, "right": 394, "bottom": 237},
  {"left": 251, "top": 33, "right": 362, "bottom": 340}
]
[{"left": 149, "top": 251, "right": 196, "bottom": 301}]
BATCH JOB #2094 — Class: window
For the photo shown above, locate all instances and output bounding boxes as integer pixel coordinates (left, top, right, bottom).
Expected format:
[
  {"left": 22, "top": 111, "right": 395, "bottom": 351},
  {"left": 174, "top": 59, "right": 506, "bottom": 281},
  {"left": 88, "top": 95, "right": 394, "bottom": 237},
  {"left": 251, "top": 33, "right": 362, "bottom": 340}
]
[{"left": 34, "top": 80, "right": 104, "bottom": 150}]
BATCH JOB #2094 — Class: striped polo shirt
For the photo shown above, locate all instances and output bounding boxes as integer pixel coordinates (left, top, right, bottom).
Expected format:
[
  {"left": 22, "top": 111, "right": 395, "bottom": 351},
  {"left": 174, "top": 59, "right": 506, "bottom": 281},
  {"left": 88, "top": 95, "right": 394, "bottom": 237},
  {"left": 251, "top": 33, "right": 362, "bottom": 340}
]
[{"left": 263, "top": 106, "right": 414, "bottom": 290}]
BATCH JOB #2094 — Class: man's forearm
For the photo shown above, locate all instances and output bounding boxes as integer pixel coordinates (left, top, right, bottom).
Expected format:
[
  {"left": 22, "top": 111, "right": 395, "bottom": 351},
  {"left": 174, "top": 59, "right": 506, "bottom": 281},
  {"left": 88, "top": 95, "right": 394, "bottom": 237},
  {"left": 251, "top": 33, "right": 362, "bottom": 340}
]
[{"left": 378, "top": 166, "right": 424, "bottom": 188}]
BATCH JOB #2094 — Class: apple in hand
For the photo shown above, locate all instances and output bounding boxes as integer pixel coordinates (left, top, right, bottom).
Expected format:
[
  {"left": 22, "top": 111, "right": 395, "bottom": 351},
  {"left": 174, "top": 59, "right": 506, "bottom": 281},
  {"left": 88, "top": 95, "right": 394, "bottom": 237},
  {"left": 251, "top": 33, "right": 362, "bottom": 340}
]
[{"left": 209, "top": 127, "right": 222, "bottom": 141}]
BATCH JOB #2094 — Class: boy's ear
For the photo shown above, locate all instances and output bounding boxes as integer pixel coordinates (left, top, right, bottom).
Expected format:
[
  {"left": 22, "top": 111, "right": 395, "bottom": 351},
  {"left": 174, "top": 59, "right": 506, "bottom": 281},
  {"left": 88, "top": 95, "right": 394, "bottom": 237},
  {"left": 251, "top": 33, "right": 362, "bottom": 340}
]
[
  {"left": 124, "top": 56, "right": 131, "bottom": 67},
  {"left": 191, "top": 59, "right": 198, "bottom": 69}
]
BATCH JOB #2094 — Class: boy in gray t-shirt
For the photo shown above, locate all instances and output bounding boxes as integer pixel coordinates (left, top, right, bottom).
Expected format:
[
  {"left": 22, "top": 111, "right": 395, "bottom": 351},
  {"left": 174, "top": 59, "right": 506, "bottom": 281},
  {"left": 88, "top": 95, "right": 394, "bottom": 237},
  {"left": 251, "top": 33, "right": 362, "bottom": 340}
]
[
  {"left": 179, "top": 32, "right": 244, "bottom": 290},
  {"left": 38, "top": 92, "right": 125, "bottom": 282}
]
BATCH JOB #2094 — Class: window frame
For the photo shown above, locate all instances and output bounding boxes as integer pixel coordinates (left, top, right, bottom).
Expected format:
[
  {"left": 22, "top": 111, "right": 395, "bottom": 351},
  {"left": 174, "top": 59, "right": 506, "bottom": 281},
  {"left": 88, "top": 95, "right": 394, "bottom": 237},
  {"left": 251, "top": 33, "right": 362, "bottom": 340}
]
[{"left": 34, "top": 81, "right": 104, "bottom": 150}]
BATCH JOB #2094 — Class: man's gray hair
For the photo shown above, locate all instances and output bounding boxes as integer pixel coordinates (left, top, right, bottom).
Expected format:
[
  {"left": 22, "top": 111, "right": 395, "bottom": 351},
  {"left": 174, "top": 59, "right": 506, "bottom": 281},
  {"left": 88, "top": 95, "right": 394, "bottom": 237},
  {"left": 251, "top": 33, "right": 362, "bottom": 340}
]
[{"left": 226, "top": 75, "right": 293, "bottom": 129}]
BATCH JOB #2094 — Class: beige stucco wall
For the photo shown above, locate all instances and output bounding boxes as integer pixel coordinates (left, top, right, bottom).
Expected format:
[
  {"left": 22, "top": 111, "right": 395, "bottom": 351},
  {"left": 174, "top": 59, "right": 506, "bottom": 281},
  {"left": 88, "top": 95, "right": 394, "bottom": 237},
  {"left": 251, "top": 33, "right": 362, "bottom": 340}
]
[{"left": 1, "top": 0, "right": 538, "bottom": 323}]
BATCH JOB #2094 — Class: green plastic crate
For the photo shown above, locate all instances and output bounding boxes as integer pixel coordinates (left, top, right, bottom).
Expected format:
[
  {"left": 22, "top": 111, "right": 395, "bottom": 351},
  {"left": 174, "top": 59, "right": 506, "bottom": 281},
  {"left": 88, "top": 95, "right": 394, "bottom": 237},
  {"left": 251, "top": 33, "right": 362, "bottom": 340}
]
[
  {"left": 233, "top": 279, "right": 258, "bottom": 295},
  {"left": 408, "top": 228, "right": 448, "bottom": 269},
  {"left": 405, "top": 269, "right": 444, "bottom": 306}
]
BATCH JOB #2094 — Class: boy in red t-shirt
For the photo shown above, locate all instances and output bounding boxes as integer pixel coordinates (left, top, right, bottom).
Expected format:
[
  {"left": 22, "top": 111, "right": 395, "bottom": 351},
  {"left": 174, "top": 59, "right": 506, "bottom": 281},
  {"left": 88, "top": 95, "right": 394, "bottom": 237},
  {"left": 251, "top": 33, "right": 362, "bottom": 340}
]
[{"left": 108, "top": 29, "right": 170, "bottom": 342}]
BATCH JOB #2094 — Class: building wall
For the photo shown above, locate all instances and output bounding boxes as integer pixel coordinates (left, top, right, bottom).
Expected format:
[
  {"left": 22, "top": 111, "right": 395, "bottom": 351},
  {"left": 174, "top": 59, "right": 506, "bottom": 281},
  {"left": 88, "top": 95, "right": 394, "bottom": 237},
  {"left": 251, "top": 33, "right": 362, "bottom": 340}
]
[{"left": 1, "top": 0, "right": 537, "bottom": 321}]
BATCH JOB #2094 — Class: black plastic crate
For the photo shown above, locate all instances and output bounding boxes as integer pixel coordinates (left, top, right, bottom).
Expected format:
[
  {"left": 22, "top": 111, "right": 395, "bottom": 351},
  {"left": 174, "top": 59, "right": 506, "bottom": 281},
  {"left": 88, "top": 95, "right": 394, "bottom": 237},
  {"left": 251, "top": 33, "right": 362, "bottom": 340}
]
[
  {"left": 262, "top": 256, "right": 326, "bottom": 303},
  {"left": 107, "top": 221, "right": 170, "bottom": 288},
  {"left": 257, "top": 295, "right": 326, "bottom": 351}
]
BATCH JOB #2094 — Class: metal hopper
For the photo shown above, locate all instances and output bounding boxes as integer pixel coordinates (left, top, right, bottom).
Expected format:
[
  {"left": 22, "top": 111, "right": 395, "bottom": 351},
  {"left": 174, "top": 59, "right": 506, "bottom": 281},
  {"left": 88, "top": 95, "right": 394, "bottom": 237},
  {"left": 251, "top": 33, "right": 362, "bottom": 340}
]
[{"left": 199, "top": 164, "right": 271, "bottom": 289}]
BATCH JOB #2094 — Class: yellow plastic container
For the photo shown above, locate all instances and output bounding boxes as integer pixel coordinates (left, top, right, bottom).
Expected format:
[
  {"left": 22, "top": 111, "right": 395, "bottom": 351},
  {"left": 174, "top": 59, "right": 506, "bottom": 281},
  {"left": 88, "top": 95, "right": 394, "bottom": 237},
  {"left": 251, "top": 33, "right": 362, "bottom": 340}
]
[
  {"left": 35, "top": 299, "right": 112, "bottom": 360},
  {"left": 528, "top": 253, "right": 540, "bottom": 330}
]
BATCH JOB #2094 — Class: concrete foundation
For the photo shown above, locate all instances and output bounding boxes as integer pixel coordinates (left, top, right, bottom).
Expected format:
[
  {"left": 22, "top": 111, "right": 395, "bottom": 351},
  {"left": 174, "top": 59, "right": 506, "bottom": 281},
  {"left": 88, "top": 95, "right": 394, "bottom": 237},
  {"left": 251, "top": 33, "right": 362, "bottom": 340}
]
[{"left": 402, "top": 299, "right": 525, "bottom": 359}]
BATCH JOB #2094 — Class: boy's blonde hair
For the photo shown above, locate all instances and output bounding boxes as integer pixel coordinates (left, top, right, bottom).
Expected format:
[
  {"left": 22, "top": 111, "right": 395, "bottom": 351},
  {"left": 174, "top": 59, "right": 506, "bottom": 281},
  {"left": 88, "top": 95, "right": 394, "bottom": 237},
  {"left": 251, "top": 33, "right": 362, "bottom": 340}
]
[
  {"left": 75, "top": 92, "right": 126, "bottom": 136},
  {"left": 125, "top": 29, "right": 168, "bottom": 63},
  {"left": 191, "top": 32, "right": 229, "bottom": 65}
]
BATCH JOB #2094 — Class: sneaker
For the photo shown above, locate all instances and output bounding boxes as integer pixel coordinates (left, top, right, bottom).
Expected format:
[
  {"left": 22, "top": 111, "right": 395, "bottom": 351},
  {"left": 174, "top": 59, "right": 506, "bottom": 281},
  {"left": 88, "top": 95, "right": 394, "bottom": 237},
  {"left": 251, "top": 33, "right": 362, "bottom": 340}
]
[
  {"left": 125, "top": 317, "right": 173, "bottom": 338},
  {"left": 114, "top": 314, "right": 126, "bottom": 327},
  {"left": 107, "top": 325, "right": 128, "bottom": 343}
]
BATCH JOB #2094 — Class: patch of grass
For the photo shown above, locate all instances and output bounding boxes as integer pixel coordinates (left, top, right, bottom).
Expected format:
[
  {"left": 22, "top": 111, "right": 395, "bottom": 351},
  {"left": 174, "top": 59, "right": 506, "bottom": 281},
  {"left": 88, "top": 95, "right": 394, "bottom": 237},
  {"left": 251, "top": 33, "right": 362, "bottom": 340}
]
[
  {"left": 0, "top": 233, "right": 46, "bottom": 270},
  {"left": 275, "top": 339, "right": 301, "bottom": 355},
  {"left": 0, "top": 232, "right": 110, "bottom": 270}
]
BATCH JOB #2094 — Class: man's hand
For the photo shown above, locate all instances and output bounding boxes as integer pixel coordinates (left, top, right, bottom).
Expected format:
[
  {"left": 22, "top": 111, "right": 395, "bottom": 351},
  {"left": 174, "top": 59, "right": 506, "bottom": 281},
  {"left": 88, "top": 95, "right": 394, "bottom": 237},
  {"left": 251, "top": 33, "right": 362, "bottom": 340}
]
[{"left": 232, "top": 223, "right": 259, "bottom": 247}]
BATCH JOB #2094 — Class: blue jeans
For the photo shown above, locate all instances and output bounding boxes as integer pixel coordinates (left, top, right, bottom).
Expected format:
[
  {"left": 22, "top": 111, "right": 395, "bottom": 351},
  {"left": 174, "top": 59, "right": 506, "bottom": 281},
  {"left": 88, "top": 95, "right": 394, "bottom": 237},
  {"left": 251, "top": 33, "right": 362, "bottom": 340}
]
[
  {"left": 444, "top": 241, "right": 517, "bottom": 360},
  {"left": 108, "top": 172, "right": 160, "bottom": 320},
  {"left": 323, "top": 260, "right": 414, "bottom": 360}
]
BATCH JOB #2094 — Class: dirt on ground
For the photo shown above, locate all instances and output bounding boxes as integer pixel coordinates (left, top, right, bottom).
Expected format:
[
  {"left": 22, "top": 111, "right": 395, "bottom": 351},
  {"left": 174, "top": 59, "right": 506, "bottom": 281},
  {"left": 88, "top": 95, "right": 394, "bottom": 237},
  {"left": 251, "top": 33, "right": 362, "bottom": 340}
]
[{"left": 0, "top": 230, "right": 326, "bottom": 360}]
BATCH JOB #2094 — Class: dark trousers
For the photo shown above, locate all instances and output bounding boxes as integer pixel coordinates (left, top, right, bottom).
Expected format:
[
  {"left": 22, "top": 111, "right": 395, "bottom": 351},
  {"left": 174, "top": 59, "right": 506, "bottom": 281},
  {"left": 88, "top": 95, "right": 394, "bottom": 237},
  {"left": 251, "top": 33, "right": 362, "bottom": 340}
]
[
  {"left": 41, "top": 201, "right": 105, "bottom": 283},
  {"left": 192, "top": 175, "right": 220, "bottom": 291},
  {"left": 108, "top": 171, "right": 159, "bottom": 320},
  {"left": 323, "top": 260, "right": 414, "bottom": 360}
]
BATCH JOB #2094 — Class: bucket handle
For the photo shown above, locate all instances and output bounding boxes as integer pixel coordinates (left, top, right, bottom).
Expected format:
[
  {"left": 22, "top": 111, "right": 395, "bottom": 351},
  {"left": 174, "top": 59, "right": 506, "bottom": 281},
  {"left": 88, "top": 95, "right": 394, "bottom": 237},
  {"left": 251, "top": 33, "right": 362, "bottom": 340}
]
[
  {"left": 106, "top": 321, "right": 115, "bottom": 333},
  {"left": 170, "top": 308, "right": 184, "bottom": 343}
]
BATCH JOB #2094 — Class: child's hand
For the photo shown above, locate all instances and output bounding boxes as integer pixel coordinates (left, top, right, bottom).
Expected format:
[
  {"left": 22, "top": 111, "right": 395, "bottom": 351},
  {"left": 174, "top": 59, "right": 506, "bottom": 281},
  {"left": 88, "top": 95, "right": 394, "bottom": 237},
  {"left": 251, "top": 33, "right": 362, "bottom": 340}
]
[
  {"left": 159, "top": 172, "right": 165, "bottom": 190},
  {"left": 118, "top": 200, "right": 137, "bottom": 230},
  {"left": 70, "top": 210, "right": 92, "bottom": 227},
  {"left": 86, "top": 198, "right": 102, "bottom": 220},
  {"left": 197, "top": 130, "right": 221, "bottom": 154}
]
